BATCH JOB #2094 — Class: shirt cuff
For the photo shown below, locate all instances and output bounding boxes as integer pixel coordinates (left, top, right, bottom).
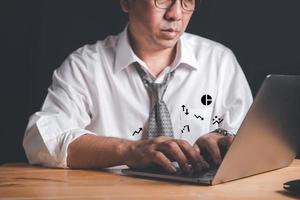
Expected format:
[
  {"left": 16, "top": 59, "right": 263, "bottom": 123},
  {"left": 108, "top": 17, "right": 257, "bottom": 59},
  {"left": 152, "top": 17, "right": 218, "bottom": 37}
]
[
  {"left": 24, "top": 115, "right": 96, "bottom": 168},
  {"left": 56, "top": 129, "right": 97, "bottom": 168}
]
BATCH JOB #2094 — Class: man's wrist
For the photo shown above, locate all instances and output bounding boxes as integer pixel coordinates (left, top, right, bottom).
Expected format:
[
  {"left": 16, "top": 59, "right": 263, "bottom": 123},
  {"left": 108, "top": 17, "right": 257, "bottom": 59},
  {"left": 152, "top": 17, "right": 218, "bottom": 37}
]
[
  {"left": 119, "top": 139, "right": 139, "bottom": 165},
  {"left": 213, "top": 128, "right": 234, "bottom": 136}
]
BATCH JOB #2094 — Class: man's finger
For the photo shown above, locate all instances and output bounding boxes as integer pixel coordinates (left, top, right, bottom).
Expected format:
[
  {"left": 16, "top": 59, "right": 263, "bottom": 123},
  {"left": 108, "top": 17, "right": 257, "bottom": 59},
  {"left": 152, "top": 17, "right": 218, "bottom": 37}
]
[
  {"left": 193, "top": 144, "right": 210, "bottom": 170},
  {"left": 157, "top": 141, "right": 191, "bottom": 173},
  {"left": 177, "top": 140, "right": 209, "bottom": 171},
  {"left": 205, "top": 139, "right": 222, "bottom": 165},
  {"left": 193, "top": 143, "right": 200, "bottom": 154},
  {"left": 151, "top": 136, "right": 173, "bottom": 144},
  {"left": 151, "top": 151, "right": 176, "bottom": 173},
  {"left": 218, "top": 135, "right": 234, "bottom": 148},
  {"left": 217, "top": 135, "right": 235, "bottom": 159}
]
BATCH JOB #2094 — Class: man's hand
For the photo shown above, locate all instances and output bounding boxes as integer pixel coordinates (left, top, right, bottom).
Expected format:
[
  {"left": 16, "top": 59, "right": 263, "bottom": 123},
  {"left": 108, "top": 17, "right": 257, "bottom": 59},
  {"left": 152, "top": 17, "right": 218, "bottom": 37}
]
[
  {"left": 193, "top": 132, "right": 234, "bottom": 166},
  {"left": 123, "top": 136, "right": 209, "bottom": 173}
]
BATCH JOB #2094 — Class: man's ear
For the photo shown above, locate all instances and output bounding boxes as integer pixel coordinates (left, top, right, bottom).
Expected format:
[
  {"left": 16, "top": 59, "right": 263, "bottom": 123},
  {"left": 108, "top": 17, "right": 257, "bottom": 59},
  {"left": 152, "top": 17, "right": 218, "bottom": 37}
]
[{"left": 120, "top": 0, "right": 129, "bottom": 13}]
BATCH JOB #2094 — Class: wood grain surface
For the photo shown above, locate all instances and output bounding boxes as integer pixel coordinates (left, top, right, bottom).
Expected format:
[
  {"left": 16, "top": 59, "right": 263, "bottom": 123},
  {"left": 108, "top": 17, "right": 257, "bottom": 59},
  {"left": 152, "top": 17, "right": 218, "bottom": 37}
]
[{"left": 1, "top": 160, "right": 300, "bottom": 200}]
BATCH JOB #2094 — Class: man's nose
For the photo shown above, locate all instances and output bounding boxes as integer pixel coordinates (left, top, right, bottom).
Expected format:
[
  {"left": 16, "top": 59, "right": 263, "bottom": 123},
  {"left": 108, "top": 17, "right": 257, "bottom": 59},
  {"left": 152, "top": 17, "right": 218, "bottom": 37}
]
[{"left": 164, "top": 0, "right": 183, "bottom": 21}]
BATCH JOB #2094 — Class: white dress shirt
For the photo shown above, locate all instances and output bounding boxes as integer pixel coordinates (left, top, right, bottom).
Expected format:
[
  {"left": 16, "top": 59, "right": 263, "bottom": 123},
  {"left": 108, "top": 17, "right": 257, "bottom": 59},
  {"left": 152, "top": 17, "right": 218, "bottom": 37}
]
[{"left": 23, "top": 27, "right": 253, "bottom": 168}]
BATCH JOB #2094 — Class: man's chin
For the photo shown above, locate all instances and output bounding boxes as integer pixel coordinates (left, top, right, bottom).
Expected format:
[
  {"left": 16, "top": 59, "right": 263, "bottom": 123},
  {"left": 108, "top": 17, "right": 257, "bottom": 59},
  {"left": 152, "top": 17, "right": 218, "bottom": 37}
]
[{"left": 156, "top": 39, "right": 179, "bottom": 49}]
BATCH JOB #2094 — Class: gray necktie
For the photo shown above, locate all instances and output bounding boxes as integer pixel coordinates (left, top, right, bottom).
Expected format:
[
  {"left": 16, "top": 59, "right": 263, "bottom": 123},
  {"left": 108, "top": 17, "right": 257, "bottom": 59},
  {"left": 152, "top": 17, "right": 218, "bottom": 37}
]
[{"left": 135, "top": 65, "right": 174, "bottom": 138}]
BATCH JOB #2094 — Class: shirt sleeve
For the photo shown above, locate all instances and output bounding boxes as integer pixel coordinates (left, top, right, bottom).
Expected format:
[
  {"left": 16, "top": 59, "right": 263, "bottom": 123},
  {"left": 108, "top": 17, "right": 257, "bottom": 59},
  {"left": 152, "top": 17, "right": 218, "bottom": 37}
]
[
  {"left": 23, "top": 51, "right": 96, "bottom": 168},
  {"left": 213, "top": 49, "right": 253, "bottom": 134}
]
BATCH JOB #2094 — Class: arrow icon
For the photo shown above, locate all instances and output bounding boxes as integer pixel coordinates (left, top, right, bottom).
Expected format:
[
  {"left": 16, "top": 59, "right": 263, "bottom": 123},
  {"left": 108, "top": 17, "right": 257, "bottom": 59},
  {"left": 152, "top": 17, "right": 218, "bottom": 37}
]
[
  {"left": 185, "top": 109, "right": 189, "bottom": 115},
  {"left": 181, "top": 105, "right": 189, "bottom": 115},
  {"left": 132, "top": 128, "right": 142, "bottom": 136}
]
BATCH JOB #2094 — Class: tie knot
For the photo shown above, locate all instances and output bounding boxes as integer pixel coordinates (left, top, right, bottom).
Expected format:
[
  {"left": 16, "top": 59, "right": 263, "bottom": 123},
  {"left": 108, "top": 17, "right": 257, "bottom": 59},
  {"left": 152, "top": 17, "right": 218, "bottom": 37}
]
[{"left": 135, "top": 65, "right": 175, "bottom": 101}]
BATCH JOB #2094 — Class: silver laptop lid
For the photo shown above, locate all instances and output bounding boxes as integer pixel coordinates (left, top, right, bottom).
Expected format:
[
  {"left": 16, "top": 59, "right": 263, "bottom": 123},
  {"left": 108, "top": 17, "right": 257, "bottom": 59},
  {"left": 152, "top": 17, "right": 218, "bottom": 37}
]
[{"left": 212, "top": 75, "right": 300, "bottom": 185}]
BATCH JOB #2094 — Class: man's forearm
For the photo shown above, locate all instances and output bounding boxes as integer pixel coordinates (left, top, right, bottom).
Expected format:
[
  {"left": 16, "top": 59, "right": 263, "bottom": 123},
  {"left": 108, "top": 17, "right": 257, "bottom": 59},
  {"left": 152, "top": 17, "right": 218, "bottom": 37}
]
[{"left": 67, "top": 134, "right": 133, "bottom": 169}]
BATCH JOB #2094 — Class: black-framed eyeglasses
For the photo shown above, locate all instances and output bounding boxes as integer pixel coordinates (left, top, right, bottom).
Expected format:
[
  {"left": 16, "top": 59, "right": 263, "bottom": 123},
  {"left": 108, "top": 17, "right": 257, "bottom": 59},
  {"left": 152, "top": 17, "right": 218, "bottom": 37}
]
[{"left": 154, "top": 0, "right": 201, "bottom": 12}]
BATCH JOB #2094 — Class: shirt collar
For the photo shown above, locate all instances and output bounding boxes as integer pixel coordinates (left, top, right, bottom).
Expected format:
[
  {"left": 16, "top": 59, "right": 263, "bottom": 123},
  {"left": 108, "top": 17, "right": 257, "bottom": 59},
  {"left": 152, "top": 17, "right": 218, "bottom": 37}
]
[
  {"left": 176, "top": 36, "right": 199, "bottom": 71},
  {"left": 114, "top": 26, "right": 138, "bottom": 73},
  {"left": 114, "top": 27, "right": 199, "bottom": 74}
]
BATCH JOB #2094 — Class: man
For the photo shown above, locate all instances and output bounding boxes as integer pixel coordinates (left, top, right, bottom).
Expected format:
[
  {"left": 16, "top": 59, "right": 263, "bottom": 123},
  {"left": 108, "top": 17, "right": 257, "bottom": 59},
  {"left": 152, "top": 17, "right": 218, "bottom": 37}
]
[{"left": 23, "top": 0, "right": 253, "bottom": 173}]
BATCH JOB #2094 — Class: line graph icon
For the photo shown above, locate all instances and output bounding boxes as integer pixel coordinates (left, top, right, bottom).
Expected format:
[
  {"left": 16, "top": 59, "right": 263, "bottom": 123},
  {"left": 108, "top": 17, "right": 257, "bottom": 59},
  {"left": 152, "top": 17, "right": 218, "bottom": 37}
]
[
  {"left": 132, "top": 128, "right": 142, "bottom": 136},
  {"left": 194, "top": 114, "right": 204, "bottom": 120},
  {"left": 181, "top": 125, "right": 190, "bottom": 134},
  {"left": 212, "top": 116, "right": 223, "bottom": 125}
]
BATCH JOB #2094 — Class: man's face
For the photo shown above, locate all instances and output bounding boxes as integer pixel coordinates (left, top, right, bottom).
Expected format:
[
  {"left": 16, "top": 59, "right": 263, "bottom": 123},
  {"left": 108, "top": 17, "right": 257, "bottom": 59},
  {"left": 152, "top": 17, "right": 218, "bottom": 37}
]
[{"left": 121, "top": 0, "right": 194, "bottom": 50}]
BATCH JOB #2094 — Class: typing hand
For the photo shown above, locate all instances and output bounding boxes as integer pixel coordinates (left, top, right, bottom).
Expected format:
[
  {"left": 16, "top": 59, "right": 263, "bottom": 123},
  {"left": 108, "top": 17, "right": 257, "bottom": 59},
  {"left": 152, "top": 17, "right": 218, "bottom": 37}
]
[
  {"left": 123, "top": 136, "right": 209, "bottom": 174},
  {"left": 193, "top": 132, "right": 234, "bottom": 166}
]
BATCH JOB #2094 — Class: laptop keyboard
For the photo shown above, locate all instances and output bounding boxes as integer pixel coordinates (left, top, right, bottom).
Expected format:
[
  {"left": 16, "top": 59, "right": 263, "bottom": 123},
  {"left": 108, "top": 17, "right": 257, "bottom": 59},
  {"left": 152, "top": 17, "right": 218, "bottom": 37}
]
[
  {"left": 191, "top": 168, "right": 217, "bottom": 178},
  {"left": 173, "top": 166, "right": 217, "bottom": 178},
  {"left": 139, "top": 163, "right": 218, "bottom": 179}
]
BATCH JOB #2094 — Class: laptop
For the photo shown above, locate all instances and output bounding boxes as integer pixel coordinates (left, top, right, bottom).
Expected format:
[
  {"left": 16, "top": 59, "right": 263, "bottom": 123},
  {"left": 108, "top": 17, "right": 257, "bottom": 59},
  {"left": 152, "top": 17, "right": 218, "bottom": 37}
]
[{"left": 122, "top": 74, "right": 300, "bottom": 185}]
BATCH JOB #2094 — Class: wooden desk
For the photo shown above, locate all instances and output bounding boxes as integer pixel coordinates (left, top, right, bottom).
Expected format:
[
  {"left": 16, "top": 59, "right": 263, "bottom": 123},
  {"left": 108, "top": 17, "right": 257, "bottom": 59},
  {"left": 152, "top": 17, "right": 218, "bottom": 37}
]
[{"left": 0, "top": 160, "right": 300, "bottom": 200}]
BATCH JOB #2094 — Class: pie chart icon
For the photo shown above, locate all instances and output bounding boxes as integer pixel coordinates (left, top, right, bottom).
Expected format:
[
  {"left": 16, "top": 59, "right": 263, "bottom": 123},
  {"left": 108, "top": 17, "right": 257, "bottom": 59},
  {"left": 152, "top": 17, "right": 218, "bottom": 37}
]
[{"left": 201, "top": 95, "right": 212, "bottom": 106}]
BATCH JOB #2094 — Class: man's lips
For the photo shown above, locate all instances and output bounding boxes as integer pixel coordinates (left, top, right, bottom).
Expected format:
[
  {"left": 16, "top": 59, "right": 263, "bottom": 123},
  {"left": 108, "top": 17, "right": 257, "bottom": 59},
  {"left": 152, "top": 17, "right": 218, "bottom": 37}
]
[
  {"left": 161, "top": 29, "right": 180, "bottom": 39},
  {"left": 162, "top": 28, "right": 178, "bottom": 32}
]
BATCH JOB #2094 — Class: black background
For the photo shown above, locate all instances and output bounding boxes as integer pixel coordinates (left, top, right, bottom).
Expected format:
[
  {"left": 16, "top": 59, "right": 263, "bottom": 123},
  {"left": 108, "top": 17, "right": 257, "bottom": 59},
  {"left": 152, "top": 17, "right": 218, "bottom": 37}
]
[{"left": 1, "top": 0, "right": 300, "bottom": 163}]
